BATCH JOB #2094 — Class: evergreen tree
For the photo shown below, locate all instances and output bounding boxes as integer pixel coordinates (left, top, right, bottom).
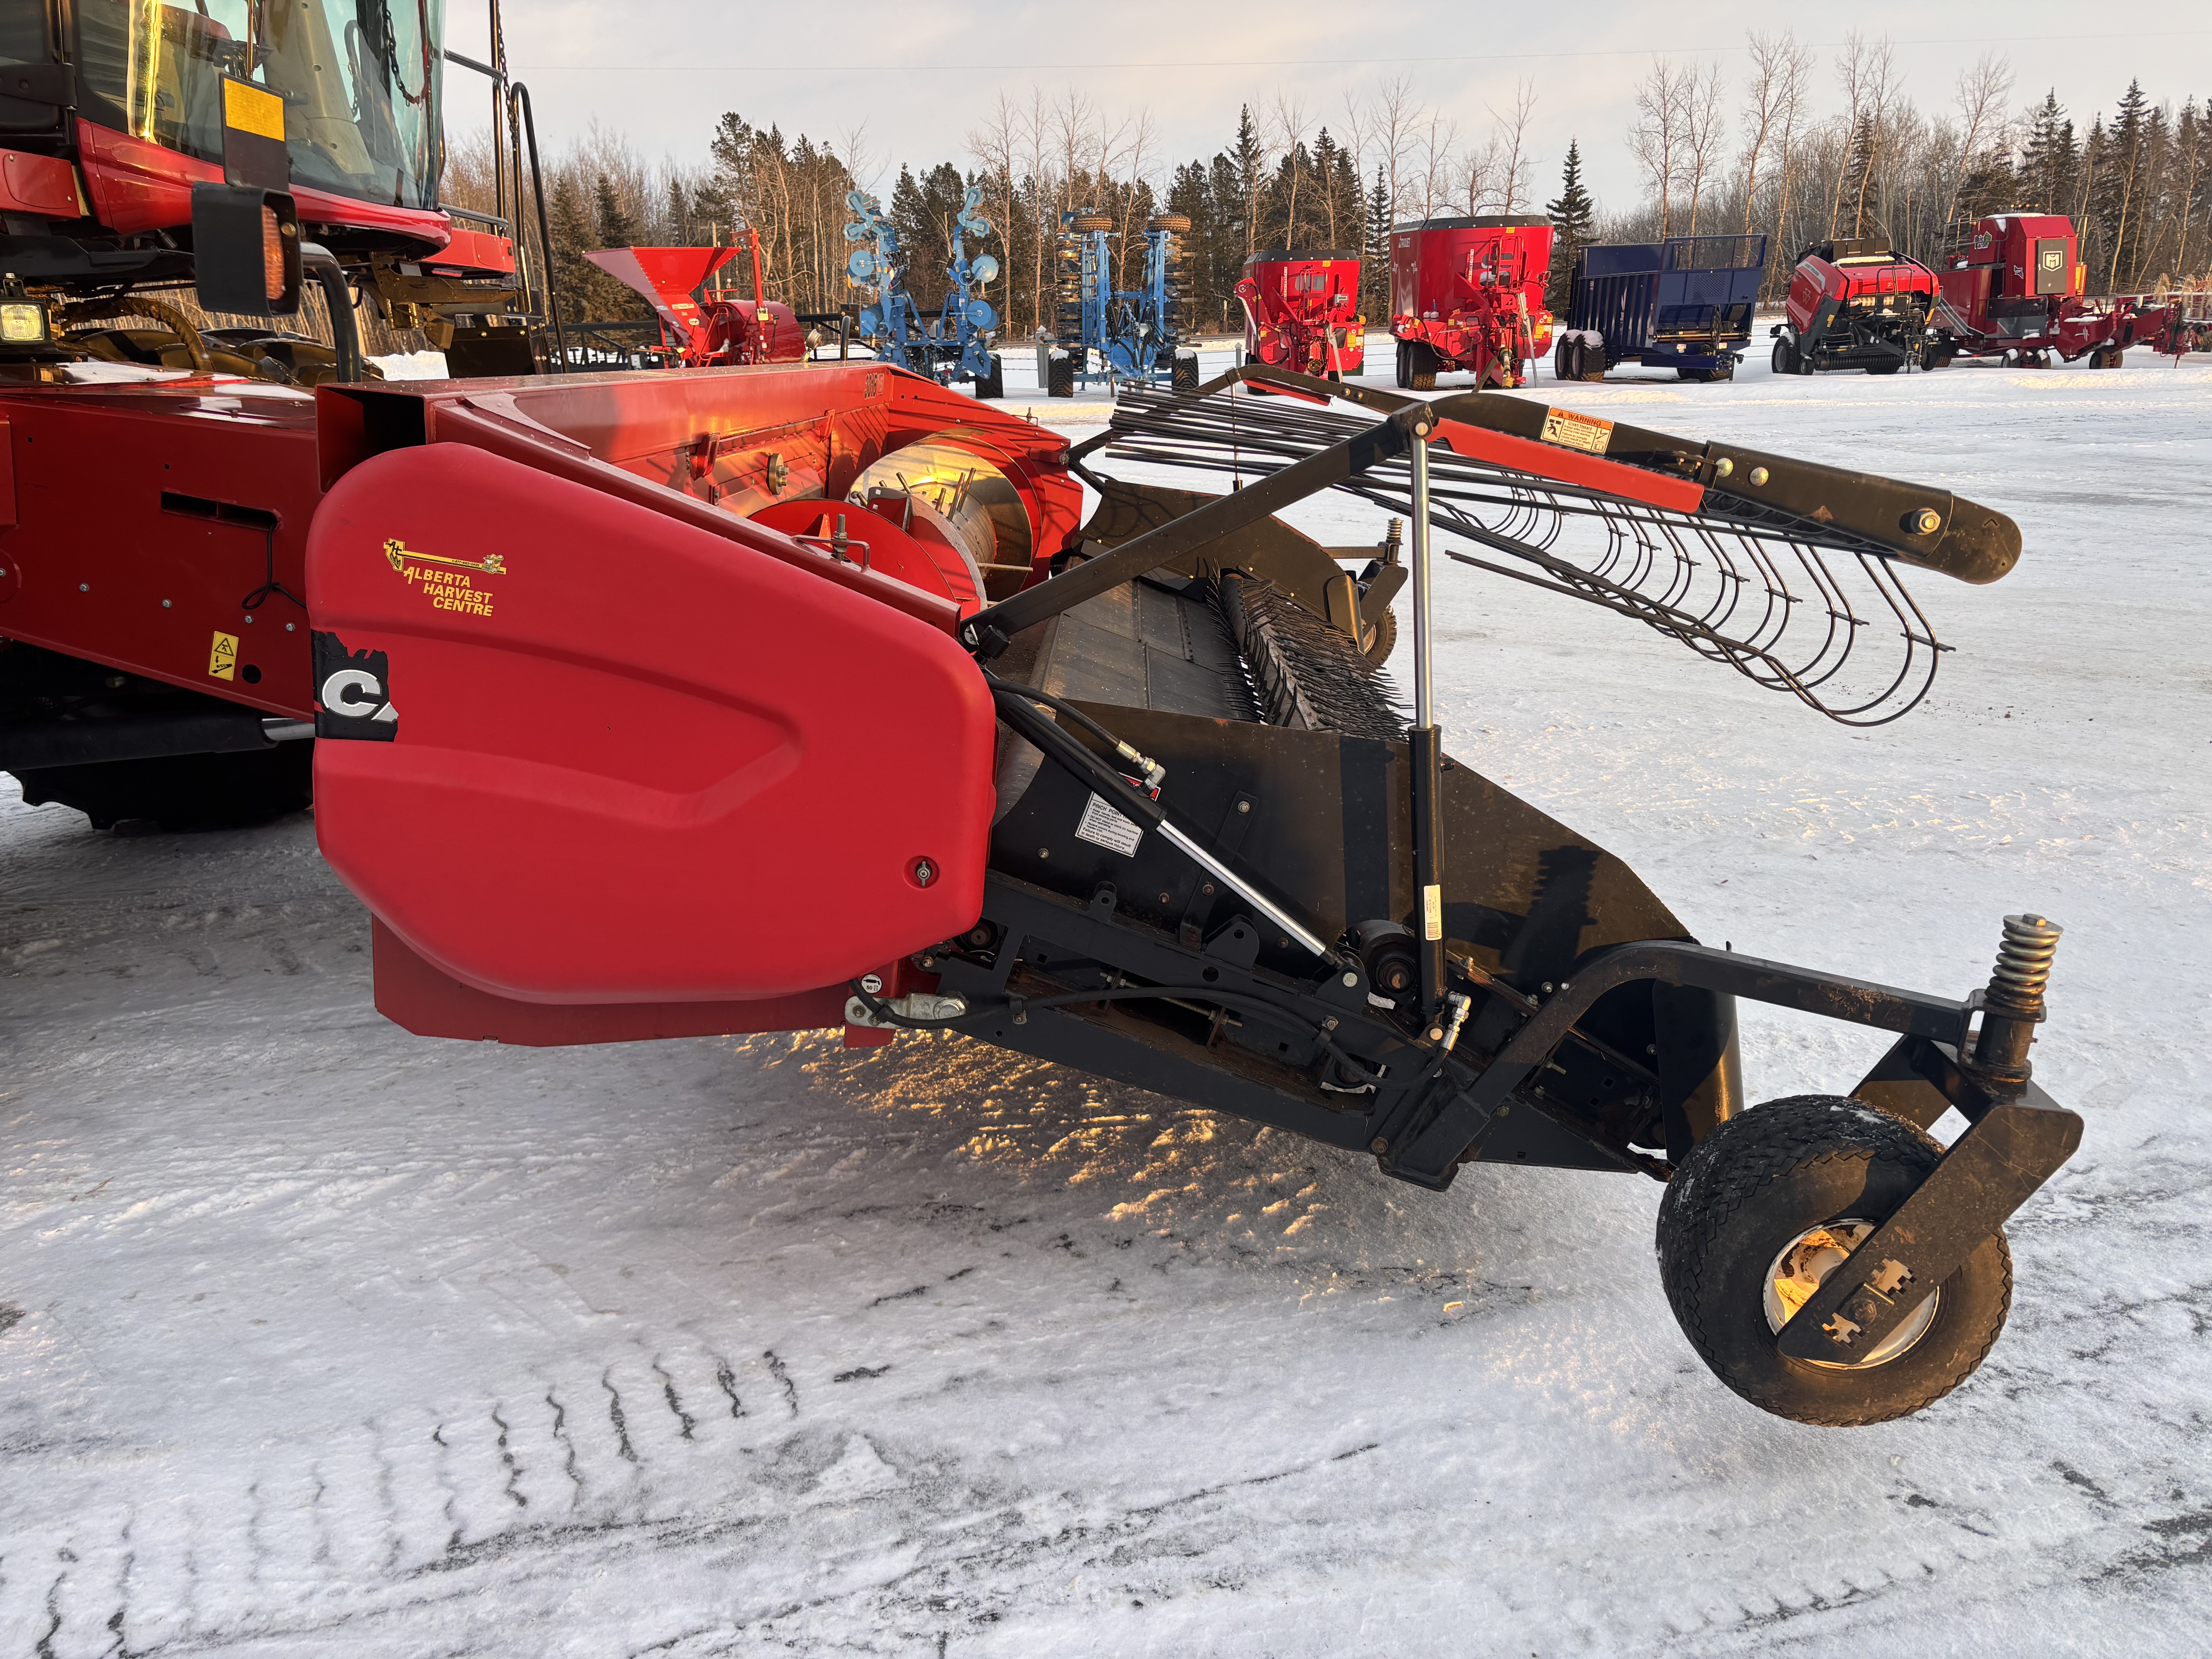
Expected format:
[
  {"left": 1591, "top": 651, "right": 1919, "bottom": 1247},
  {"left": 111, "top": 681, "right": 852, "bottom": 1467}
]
[
  {"left": 1233, "top": 105, "right": 1267, "bottom": 257},
  {"left": 1364, "top": 166, "right": 1392, "bottom": 321},
  {"left": 2101, "top": 79, "right": 2153, "bottom": 287},
  {"left": 2019, "top": 91, "right": 2077, "bottom": 216},
  {"left": 1545, "top": 140, "right": 1595, "bottom": 317}
]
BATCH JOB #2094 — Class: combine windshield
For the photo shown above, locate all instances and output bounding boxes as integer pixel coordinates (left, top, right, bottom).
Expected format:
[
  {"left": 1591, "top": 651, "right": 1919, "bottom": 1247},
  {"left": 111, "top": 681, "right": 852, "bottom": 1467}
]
[{"left": 76, "top": 0, "right": 445, "bottom": 211}]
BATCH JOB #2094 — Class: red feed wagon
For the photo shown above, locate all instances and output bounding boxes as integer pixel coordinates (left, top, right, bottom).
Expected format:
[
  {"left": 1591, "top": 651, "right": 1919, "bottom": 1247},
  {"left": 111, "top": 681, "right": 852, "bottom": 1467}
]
[
  {"left": 1236, "top": 249, "right": 1366, "bottom": 379},
  {"left": 1388, "top": 216, "right": 1556, "bottom": 389}
]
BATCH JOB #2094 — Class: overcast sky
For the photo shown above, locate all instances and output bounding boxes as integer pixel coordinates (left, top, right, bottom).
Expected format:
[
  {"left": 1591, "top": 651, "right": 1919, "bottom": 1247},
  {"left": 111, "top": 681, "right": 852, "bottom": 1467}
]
[{"left": 445, "top": 3, "right": 2211, "bottom": 208}]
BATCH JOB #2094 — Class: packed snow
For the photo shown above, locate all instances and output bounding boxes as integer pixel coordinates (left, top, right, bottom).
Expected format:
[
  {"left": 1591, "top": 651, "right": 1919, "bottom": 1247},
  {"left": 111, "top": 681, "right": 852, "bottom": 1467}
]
[{"left": 3, "top": 345, "right": 2209, "bottom": 1656}]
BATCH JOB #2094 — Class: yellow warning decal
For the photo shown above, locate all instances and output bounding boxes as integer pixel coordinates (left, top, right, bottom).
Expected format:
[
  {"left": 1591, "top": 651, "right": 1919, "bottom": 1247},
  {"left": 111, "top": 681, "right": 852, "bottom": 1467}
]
[
  {"left": 208, "top": 630, "right": 239, "bottom": 680},
  {"left": 1538, "top": 407, "right": 1614, "bottom": 455},
  {"left": 223, "top": 79, "right": 286, "bottom": 143}
]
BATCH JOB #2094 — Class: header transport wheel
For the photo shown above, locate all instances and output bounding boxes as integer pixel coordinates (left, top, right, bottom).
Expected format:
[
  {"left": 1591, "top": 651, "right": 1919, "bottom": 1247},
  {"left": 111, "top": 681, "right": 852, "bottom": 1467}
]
[{"left": 1654, "top": 1096, "right": 2014, "bottom": 1426}]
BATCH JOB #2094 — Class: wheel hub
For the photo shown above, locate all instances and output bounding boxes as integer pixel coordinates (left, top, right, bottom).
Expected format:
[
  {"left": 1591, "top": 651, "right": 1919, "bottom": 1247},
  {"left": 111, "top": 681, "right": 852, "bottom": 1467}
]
[{"left": 1763, "top": 1219, "right": 1939, "bottom": 1369}]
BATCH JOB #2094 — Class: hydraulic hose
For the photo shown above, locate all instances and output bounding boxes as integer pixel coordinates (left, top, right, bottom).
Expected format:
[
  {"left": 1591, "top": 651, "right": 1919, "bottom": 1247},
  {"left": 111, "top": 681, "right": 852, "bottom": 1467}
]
[{"left": 298, "top": 244, "right": 363, "bottom": 382}]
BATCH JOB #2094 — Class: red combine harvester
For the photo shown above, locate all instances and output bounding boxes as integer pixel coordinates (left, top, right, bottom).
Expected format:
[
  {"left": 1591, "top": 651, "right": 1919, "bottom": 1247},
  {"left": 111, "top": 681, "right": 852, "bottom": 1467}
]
[
  {"left": 1929, "top": 213, "right": 2209, "bottom": 368},
  {"left": 1388, "top": 216, "right": 1554, "bottom": 389},
  {"left": 1769, "top": 239, "right": 1941, "bottom": 374},
  {"left": 1235, "top": 248, "right": 1365, "bottom": 379},
  {"left": 584, "top": 238, "right": 807, "bottom": 368},
  {"left": 0, "top": 0, "right": 2091, "bottom": 1425}
]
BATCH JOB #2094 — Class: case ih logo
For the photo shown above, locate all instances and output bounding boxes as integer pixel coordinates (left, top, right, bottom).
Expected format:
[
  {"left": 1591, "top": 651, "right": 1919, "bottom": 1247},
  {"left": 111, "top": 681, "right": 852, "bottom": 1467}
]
[{"left": 311, "top": 632, "right": 397, "bottom": 741}]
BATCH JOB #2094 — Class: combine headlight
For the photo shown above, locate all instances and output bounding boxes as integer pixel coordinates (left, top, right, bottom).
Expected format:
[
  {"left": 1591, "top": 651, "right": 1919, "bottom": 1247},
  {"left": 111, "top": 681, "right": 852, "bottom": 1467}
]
[{"left": 0, "top": 299, "right": 48, "bottom": 344}]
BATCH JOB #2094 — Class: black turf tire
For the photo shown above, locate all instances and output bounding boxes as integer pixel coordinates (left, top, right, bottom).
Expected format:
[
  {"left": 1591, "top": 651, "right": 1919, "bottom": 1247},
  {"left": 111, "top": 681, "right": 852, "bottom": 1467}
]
[
  {"left": 977, "top": 353, "right": 1005, "bottom": 399},
  {"left": 10, "top": 742, "right": 314, "bottom": 833},
  {"left": 1394, "top": 338, "right": 1412, "bottom": 390},
  {"left": 1554, "top": 337, "right": 1578, "bottom": 381},
  {"left": 1409, "top": 342, "right": 1437, "bottom": 391},
  {"left": 1655, "top": 1095, "right": 2013, "bottom": 1427},
  {"left": 1362, "top": 606, "right": 1398, "bottom": 665},
  {"left": 1047, "top": 352, "right": 1075, "bottom": 398},
  {"left": 1771, "top": 337, "right": 1795, "bottom": 376}
]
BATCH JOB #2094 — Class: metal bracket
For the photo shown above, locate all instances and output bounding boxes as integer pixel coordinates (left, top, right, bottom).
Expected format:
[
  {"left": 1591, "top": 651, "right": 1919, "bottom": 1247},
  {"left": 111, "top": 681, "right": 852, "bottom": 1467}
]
[{"left": 1775, "top": 1065, "right": 2083, "bottom": 1361}]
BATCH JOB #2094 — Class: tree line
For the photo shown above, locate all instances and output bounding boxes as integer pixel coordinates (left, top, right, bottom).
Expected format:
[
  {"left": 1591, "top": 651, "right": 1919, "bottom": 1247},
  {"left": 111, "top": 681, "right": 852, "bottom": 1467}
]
[{"left": 437, "top": 50, "right": 2209, "bottom": 348}]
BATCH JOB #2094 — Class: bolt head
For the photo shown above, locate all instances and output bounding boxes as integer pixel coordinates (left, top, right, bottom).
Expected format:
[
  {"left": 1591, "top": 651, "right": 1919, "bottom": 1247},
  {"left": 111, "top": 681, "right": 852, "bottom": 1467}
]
[
  {"left": 1748, "top": 466, "right": 1770, "bottom": 486},
  {"left": 1911, "top": 507, "right": 1942, "bottom": 535},
  {"left": 1713, "top": 457, "right": 1735, "bottom": 478},
  {"left": 1370, "top": 1137, "right": 1389, "bottom": 1155},
  {"left": 1341, "top": 971, "right": 1358, "bottom": 987}
]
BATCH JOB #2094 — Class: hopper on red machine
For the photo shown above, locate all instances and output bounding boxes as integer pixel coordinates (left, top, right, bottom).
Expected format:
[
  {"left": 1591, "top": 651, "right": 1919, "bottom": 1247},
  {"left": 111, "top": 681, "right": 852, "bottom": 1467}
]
[
  {"left": 584, "top": 237, "right": 807, "bottom": 368},
  {"left": 1236, "top": 249, "right": 1366, "bottom": 379},
  {"left": 1388, "top": 216, "right": 1554, "bottom": 389},
  {"left": 1769, "top": 239, "right": 1940, "bottom": 375}
]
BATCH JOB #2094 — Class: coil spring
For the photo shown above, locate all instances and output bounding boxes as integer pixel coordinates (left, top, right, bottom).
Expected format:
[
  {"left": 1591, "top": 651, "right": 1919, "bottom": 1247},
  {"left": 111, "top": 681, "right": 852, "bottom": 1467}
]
[{"left": 1990, "top": 913, "right": 2063, "bottom": 1003}]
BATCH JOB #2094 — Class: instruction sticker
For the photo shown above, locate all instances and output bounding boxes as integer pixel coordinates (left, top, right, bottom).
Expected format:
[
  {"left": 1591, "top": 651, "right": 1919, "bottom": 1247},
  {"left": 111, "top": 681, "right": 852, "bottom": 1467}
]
[
  {"left": 1075, "top": 792, "right": 1144, "bottom": 858},
  {"left": 208, "top": 630, "right": 239, "bottom": 680},
  {"left": 1539, "top": 407, "right": 1614, "bottom": 455},
  {"left": 384, "top": 537, "right": 502, "bottom": 619}
]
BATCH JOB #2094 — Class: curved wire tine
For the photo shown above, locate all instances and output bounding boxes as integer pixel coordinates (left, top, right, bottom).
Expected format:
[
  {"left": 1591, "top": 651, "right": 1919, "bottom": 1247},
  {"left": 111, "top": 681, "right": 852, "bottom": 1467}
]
[{"left": 1094, "top": 399, "right": 1953, "bottom": 725}]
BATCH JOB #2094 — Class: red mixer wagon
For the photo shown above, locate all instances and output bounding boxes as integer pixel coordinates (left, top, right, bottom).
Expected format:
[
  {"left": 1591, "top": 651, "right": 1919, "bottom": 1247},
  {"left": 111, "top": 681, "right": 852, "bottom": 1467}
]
[{"left": 1388, "top": 216, "right": 1554, "bottom": 389}]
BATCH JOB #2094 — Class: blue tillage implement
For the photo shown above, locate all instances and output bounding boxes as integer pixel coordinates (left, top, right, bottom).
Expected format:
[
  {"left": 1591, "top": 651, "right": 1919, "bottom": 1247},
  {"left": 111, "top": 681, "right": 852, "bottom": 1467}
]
[{"left": 1559, "top": 236, "right": 1767, "bottom": 382}]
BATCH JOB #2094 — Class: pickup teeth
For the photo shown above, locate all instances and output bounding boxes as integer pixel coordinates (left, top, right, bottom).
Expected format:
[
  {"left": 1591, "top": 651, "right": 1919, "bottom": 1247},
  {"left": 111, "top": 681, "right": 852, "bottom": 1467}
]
[{"left": 1218, "top": 574, "right": 1406, "bottom": 739}]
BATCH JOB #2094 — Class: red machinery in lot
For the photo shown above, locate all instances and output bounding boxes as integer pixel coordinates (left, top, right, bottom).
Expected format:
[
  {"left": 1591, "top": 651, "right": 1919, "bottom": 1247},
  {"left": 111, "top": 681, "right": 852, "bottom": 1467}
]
[
  {"left": 584, "top": 239, "right": 807, "bottom": 368},
  {"left": 1930, "top": 213, "right": 2209, "bottom": 368},
  {"left": 1769, "top": 239, "right": 1941, "bottom": 374},
  {"left": 1388, "top": 216, "right": 1553, "bottom": 389},
  {"left": 1236, "top": 248, "right": 1365, "bottom": 379}
]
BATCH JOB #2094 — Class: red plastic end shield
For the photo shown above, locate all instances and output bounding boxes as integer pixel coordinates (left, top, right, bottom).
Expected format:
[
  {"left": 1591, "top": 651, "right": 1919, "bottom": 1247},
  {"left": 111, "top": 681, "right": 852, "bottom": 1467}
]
[{"left": 308, "top": 443, "right": 996, "bottom": 1005}]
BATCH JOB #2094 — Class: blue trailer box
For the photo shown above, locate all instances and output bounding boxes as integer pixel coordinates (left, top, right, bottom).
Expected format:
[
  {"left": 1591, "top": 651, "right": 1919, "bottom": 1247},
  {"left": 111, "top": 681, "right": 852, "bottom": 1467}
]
[{"left": 1558, "top": 235, "right": 1767, "bottom": 381}]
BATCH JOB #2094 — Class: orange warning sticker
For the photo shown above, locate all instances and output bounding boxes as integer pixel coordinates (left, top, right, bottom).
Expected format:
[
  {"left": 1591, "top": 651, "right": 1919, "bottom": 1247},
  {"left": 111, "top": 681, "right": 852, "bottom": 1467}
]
[
  {"left": 208, "top": 630, "right": 239, "bottom": 680},
  {"left": 1539, "top": 407, "right": 1614, "bottom": 455}
]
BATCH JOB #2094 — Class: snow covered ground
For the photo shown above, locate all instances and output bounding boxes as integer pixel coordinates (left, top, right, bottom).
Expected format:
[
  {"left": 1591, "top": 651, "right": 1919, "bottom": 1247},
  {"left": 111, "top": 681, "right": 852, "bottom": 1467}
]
[{"left": 4, "top": 347, "right": 2209, "bottom": 1656}]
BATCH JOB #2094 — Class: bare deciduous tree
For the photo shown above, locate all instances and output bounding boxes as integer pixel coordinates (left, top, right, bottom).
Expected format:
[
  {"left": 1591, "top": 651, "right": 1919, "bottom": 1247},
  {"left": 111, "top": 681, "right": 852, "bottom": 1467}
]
[
  {"left": 1488, "top": 80, "right": 1537, "bottom": 215},
  {"left": 1945, "top": 51, "right": 2014, "bottom": 232},
  {"left": 1629, "top": 58, "right": 1688, "bottom": 238},
  {"left": 1680, "top": 61, "right": 1728, "bottom": 235}
]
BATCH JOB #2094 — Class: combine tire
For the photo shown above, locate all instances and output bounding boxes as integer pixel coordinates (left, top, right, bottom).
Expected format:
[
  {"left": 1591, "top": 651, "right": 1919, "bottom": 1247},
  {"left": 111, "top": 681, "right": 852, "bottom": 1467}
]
[
  {"left": 10, "top": 742, "right": 314, "bottom": 833},
  {"left": 1655, "top": 1096, "right": 2013, "bottom": 1427},
  {"left": 1171, "top": 350, "right": 1201, "bottom": 392},
  {"left": 1047, "top": 352, "right": 1075, "bottom": 398}
]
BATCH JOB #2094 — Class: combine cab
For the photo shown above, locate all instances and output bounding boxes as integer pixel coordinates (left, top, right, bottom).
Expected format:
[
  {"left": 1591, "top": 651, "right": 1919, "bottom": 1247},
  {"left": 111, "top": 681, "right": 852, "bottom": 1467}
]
[
  {"left": 1770, "top": 239, "right": 1939, "bottom": 375},
  {"left": 1389, "top": 216, "right": 1553, "bottom": 390},
  {"left": 1236, "top": 248, "right": 1365, "bottom": 379}
]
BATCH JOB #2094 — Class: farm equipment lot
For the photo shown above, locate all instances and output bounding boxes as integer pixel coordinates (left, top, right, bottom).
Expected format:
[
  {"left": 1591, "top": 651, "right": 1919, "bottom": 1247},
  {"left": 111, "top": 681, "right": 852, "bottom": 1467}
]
[{"left": 4, "top": 351, "right": 2209, "bottom": 1655}]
